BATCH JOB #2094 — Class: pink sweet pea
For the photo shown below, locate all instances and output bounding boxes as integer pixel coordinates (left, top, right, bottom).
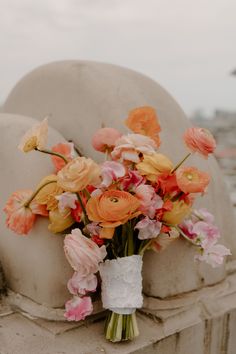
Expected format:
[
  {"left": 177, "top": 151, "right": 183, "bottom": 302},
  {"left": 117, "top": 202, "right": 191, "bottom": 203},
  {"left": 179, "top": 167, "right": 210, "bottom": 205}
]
[
  {"left": 56, "top": 192, "right": 77, "bottom": 212},
  {"left": 97, "top": 161, "right": 126, "bottom": 188},
  {"left": 111, "top": 134, "right": 156, "bottom": 163},
  {"left": 135, "top": 184, "right": 163, "bottom": 218},
  {"left": 64, "top": 296, "right": 93, "bottom": 321},
  {"left": 192, "top": 208, "right": 215, "bottom": 224},
  {"left": 67, "top": 273, "right": 98, "bottom": 295},
  {"left": 192, "top": 221, "right": 220, "bottom": 248},
  {"left": 121, "top": 170, "right": 144, "bottom": 191},
  {"left": 92, "top": 127, "right": 122, "bottom": 152},
  {"left": 135, "top": 217, "right": 162, "bottom": 240},
  {"left": 195, "top": 244, "right": 231, "bottom": 268}
]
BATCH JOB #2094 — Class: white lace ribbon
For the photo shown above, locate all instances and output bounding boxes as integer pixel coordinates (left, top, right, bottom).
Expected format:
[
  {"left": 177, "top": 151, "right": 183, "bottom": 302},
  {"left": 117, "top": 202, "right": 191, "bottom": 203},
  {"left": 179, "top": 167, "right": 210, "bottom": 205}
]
[{"left": 99, "top": 255, "right": 143, "bottom": 315}]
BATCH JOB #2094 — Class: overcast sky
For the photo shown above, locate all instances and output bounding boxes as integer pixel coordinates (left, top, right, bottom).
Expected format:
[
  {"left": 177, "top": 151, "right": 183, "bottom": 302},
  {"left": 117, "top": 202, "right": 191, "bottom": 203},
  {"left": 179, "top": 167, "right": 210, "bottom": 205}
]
[{"left": 0, "top": 0, "right": 235, "bottom": 116}]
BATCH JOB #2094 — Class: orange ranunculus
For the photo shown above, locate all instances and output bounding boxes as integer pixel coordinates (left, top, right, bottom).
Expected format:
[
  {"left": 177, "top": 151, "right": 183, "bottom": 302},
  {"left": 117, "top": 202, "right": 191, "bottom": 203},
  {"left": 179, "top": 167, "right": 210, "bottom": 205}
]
[
  {"left": 136, "top": 153, "right": 173, "bottom": 182},
  {"left": 57, "top": 157, "right": 101, "bottom": 192},
  {"left": 125, "top": 106, "right": 161, "bottom": 147},
  {"left": 176, "top": 166, "right": 210, "bottom": 194},
  {"left": 51, "top": 142, "right": 74, "bottom": 172},
  {"left": 162, "top": 200, "right": 191, "bottom": 225},
  {"left": 99, "top": 227, "right": 115, "bottom": 239},
  {"left": 4, "top": 190, "right": 47, "bottom": 235},
  {"left": 48, "top": 208, "right": 74, "bottom": 233},
  {"left": 86, "top": 190, "right": 140, "bottom": 228},
  {"left": 35, "top": 175, "right": 63, "bottom": 211},
  {"left": 183, "top": 127, "right": 216, "bottom": 158},
  {"left": 18, "top": 117, "right": 48, "bottom": 152}
]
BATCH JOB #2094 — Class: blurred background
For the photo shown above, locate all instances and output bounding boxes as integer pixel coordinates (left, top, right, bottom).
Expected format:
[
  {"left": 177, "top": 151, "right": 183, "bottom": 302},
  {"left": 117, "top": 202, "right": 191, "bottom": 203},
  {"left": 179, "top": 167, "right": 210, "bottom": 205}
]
[{"left": 0, "top": 0, "right": 235, "bottom": 208}]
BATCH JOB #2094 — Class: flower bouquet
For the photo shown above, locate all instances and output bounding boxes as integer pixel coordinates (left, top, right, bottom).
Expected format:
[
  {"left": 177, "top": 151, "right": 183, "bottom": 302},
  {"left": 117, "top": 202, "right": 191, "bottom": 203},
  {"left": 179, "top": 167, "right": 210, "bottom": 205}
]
[{"left": 4, "top": 107, "right": 231, "bottom": 342}]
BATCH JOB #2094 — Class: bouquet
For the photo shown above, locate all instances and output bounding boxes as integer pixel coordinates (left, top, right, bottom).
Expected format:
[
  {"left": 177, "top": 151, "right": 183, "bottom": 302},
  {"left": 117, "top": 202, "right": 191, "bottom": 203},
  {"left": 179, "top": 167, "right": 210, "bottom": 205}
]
[{"left": 4, "top": 107, "right": 231, "bottom": 342}]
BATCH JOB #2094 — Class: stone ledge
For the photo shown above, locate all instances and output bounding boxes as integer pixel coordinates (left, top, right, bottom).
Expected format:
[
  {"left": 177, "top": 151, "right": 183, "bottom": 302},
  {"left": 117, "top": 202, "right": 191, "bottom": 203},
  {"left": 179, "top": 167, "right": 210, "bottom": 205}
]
[{"left": 1, "top": 271, "right": 236, "bottom": 353}]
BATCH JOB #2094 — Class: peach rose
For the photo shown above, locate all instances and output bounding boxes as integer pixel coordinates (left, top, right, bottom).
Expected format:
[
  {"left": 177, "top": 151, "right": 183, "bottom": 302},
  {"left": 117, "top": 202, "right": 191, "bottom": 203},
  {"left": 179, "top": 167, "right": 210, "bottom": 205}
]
[
  {"left": 35, "top": 175, "right": 63, "bottom": 211},
  {"left": 92, "top": 127, "right": 122, "bottom": 152},
  {"left": 86, "top": 190, "right": 140, "bottom": 228},
  {"left": 57, "top": 157, "right": 101, "bottom": 192},
  {"left": 64, "top": 228, "right": 107, "bottom": 275},
  {"left": 51, "top": 142, "right": 74, "bottom": 172},
  {"left": 125, "top": 106, "right": 161, "bottom": 146},
  {"left": 18, "top": 117, "right": 48, "bottom": 152},
  {"left": 176, "top": 166, "right": 210, "bottom": 194},
  {"left": 162, "top": 200, "right": 191, "bottom": 225},
  {"left": 136, "top": 153, "right": 173, "bottom": 182},
  {"left": 183, "top": 127, "right": 216, "bottom": 158}
]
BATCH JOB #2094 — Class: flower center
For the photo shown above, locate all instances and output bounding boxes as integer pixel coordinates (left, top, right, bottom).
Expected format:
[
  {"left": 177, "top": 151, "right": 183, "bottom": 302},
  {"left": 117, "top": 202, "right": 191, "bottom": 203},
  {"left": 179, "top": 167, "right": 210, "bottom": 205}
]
[
  {"left": 110, "top": 197, "right": 119, "bottom": 203},
  {"left": 186, "top": 173, "right": 193, "bottom": 181}
]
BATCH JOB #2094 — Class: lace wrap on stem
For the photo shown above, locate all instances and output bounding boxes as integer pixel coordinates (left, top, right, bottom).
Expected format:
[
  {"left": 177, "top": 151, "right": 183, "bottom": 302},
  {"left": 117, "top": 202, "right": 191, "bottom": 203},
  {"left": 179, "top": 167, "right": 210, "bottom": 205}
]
[{"left": 99, "top": 255, "right": 143, "bottom": 315}]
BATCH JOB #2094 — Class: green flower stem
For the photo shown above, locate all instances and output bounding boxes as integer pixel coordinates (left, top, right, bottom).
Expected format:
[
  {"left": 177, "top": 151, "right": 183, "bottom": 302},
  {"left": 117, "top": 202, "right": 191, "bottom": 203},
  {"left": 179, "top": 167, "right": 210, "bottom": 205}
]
[
  {"left": 35, "top": 148, "right": 69, "bottom": 164},
  {"left": 171, "top": 152, "right": 191, "bottom": 174},
  {"left": 105, "top": 312, "right": 139, "bottom": 342},
  {"left": 24, "top": 180, "right": 57, "bottom": 208},
  {"left": 83, "top": 188, "right": 91, "bottom": 200},
  {"left": 76, "top": 192, "right": 89, "bottom": 225},
  {"left": 139, "top": 239, "right": 153, "bottom": 256}
]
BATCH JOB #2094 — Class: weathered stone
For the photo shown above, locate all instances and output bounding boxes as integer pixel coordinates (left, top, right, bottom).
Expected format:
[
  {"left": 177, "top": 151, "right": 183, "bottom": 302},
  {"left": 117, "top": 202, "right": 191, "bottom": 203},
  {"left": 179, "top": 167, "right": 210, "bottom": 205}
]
[
  {"left": 0, "top": 113, "right": 73, "bottom": 308},
  {"left": 2, "top": 61, "right": 235, "bottom": 299}
]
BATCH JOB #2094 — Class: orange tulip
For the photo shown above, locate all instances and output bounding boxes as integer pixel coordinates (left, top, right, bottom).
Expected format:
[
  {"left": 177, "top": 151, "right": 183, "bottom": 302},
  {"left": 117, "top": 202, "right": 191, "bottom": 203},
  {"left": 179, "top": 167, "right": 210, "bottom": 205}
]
[{"left": 162, "top": 200, "right": 191, "bottom": 225}]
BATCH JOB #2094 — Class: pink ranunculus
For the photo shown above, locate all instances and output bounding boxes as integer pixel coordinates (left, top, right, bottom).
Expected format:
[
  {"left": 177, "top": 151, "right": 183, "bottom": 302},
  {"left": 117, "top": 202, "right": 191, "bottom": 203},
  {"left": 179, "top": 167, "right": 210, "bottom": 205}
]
[
  {"left": 195, "top": 244, "right": 231, "bottom": 268},
  {"left": 135, "top": 216, "right": 162, "bottom": 240},
  {"left": 121, "top": 170, "right": 144, "bottom": 191},
  {"left": 4, "top": 190, "right": 46, "bottom": 235},
  {"left": 92, "top": 127, "right": 122, "bottom": 153},
  {"left": 64, "top": 228, "right": 107, "bottom": 276},
  {"left": 51, "top": 142, "right": 74, "bottom": 172},
  {"left": 98, "top": 161, "right": 126, "bottom": 188},
  {"left": 111, "top": 133, "right": 156, "bottom": 163},
  {"left": 64, "top": 296, "right": 93, "bottom": 321},
  {"left": 135, "top": 184, "right": 163, "bottom": 218},
  {"left": 56, "top": 192, "right": 78, "bottom": 212},
  {"left": 183, "top": 127, "right": 216, "bottom": 158},
  {"left": 67, "top": 272, "right": 98, "bottom": 295}
]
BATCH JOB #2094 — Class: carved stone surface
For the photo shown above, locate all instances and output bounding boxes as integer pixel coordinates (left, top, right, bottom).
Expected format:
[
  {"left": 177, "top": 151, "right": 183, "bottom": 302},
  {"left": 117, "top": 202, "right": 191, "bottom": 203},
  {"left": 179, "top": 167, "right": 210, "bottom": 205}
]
[
  {"left": 0, "top": 113, "right": 73, "bottom": 307},
  {"left": 2, "top": 61, "right": 236, "bottom": 299}
]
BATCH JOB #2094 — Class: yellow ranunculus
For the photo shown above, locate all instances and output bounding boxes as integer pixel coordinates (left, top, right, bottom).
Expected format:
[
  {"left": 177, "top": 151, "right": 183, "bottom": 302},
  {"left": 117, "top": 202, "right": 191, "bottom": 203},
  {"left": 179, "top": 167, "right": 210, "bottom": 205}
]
[
  {"left": 162, "top": 200, "right": 191, "bottom": 225},
  {"left": 136, "top": 153, "right": 173, "bottom": 182},
  {"left": 48, "top": 208, "right": 74, "bottom": 233},
  {"left": 35, "top": 175, "right": 63, "bottom": 211}
]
